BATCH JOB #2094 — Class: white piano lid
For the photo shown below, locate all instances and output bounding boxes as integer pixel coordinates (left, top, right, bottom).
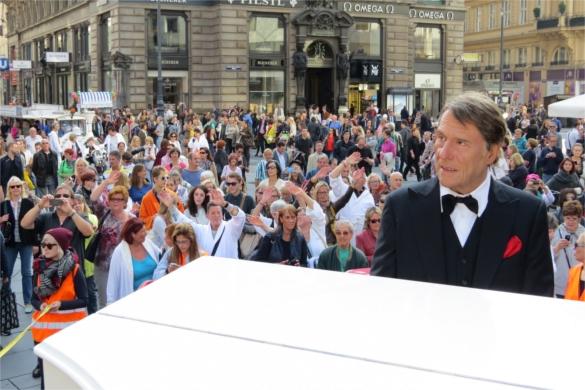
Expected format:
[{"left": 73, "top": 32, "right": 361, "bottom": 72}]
[{"left": 36, "top": 257, "right": 583, "bottom": 389}]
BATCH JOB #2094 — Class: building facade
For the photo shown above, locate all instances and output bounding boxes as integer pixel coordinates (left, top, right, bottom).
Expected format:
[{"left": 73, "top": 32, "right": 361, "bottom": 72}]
[
  {"left": 5, "top": 0, "right": 465, "bottom": 118},
  {"left": 464, "top": 0, "right": 585, "bottom": 108}
]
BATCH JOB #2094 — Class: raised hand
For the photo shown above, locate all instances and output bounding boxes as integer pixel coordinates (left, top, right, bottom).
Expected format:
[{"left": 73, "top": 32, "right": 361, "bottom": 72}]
[
  {"left": 284, "top": 181, "right": 303, "bottom": 197},
  {"left": 106, "top": 170, "right": 121, "bottom": 185},
  {"left": 346, "top": 151, "right": 362, "bottom": 166},
  {"left": 261, "top": 187, "right": 273, "bottom": 205},
  {"left": 247, "top": 214, "right": 264, "bottom": 227},
  {"left": 316, "top": 165, "right": 331, "bottom": 179},
  {"left": 209, "top": 188, "right": 225, "bottom": 206}
]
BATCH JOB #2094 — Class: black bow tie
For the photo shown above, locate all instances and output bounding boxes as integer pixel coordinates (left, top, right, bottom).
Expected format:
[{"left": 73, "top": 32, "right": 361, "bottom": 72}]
[{"left": 442, "top": 194, "right": 479, "bottom": 215}]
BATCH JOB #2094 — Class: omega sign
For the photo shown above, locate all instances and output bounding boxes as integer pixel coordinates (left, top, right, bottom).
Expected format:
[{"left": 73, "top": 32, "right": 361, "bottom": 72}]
[
  {"left": 343, "top": 2, "right": 394, "bottom": 14},
  {"left": 409, "top": 8, "right": 454, "bottom": 20}
]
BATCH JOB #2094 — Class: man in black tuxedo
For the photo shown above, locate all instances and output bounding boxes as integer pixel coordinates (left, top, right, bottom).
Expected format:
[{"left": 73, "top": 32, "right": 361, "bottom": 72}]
[{"left": 371, "top": 93, "right": 553, "bottom": 296}]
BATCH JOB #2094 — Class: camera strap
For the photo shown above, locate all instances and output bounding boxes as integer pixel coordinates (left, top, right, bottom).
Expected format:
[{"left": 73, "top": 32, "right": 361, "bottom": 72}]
[{"left": 558, "top": 229, "right": 574, "bottom": 270}]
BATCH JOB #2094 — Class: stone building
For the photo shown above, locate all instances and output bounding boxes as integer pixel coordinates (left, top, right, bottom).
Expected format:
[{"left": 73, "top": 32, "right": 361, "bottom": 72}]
[
  {"left": 4, "top": 0, "right": 466, "bottom": 118},
  {"left": 464, "top": 0, "right": 585, "bottom": 107}
]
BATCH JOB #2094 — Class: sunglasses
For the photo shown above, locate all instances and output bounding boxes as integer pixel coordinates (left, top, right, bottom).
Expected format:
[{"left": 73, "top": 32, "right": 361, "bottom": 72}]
[
  {"left": 41, "top": 242, "right": 57, "bottom": 249},
  {"left": 267, "top": 166, "right": 277, "bottom": 170},
  {"left": 55, "top": 194, "right": 71, "bottom": 198},
  {"left": 110, "top": 197, "right": 125, "bottom": 202},
  {"left": 9, "top": 185, "right": 22, "bottom": 189},
  {"left": 335, "top": 231, "right": 351, "bottom": 236},
  {"left": 370, "top": 219, "right": 381, "bottom": 224},
  {"left": 226, "top": 182, "right": 238, "bottom": 186}
]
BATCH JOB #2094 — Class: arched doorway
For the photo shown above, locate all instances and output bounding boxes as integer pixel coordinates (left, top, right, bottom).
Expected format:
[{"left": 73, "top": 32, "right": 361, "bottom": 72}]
[{"left": 305, "top": 40, "right": 334, "bottom": 111}]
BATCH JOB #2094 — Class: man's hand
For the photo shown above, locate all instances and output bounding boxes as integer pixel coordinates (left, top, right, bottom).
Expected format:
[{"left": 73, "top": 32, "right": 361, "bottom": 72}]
[
  {"left": 209, "top": 189, "right": 225, "bottom": 207},
  {"left": 260, "top": 187, "right": 273, "bottom": 205},
  {"left": 106, "top": 171, "right": 121, "bottom": 185},
  {"left": 284, "top": 181, "right": 303, "bottom": 197},
  {"left": 60, "top": 198, "right": 75, "bottom": 216},
  {"left": 315, "top": 166, "right": 331, "bottom": 179},
  {"left": 346, "top": 151, "right": 361, "bottom": 166},
  {"left": 0, "top": 214, "right": 9, "bottom": 223},
  {"left": 38, "top": 195, "right": 53, "bottom": 209}
]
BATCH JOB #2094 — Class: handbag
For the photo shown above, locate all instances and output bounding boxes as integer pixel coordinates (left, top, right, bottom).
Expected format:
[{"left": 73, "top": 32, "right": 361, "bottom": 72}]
[
  {"left": 0, "top": 202, "right": 13, "bottom": 245},
  {"left": 85, "top": 210, "right": 111, "bottom": 263},
  {"left": 1, "top": 284, "right": 19, "bottom": 334}
]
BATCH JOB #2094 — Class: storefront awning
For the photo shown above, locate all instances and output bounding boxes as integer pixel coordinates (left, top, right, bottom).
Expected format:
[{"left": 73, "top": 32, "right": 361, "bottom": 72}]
[{"left": 78, "top": 92, "right": 113, "bottom": 109}]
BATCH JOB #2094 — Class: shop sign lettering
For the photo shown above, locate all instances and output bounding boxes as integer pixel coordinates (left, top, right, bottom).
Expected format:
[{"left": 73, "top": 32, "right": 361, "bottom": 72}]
[
  {"left": 409, "top": 8, "right": 454, "bottom": 21},
  {"left": 227, "top": 0, "right": 296, "bottom": 7},
  {"left": 343, "top": 2, "right": 394, "bottom": 14}
]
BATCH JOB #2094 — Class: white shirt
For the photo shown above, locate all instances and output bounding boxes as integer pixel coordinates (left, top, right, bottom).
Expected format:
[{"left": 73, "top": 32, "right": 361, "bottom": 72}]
[
  {"left": 48, "top": 130, "right": 62, "bottom": 156},
  {"left": 25, "top": 134, "right": 42, "bottom": 154},
  {"left": 188, "top": 135, "right": 209, "bottom": 152},
  {"left": 104, "top": 133, "right": 126, "bottom": 154},
  {"left": 439, "top": 171, "right": 491, "bottom": 246}
]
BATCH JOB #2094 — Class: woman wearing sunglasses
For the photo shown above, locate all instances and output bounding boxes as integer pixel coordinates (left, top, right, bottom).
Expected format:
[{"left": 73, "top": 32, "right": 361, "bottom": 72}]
[
  {"left": 139, "top": 166, "right": 185, "bottom": 231},
  {"left": 356, "top": 207, "right": 382, "bottom": 265},
  {"left": 317, "top": 219, "right": 368, "bottom": 272},
  {"left": 0, "top": 176, "right": 36, "bottom": 314},
  {"left": 31, "top": 227, "right": 88, "bottom": 386}
]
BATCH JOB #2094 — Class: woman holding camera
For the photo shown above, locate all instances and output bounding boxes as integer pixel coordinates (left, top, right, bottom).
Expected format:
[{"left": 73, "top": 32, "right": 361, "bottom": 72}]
[
  {"left": 0, "top": 176, "right": 35, "bottom": 313},
  {"left": 153, "top": 223, "right": 204, "bottom": 280},
  {"left": 251, "top": 205, "right": 308, "bottom": 266}
]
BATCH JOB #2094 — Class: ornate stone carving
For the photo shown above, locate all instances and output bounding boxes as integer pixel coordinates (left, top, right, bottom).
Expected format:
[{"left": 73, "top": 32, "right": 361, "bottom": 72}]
[
  {"left": 292, "top": 47, "right": 308, "bottom": 80},
  {"left": 305, "top": 0, "right": 334, "bottom": 9},
  {"left": 110, "top": 51, "right": 133, "bottom": 70},
  {"left": 336, "top": 51, "right": 350, "bottom": 80},
  {"left": 314, "top": 13, "right": 335, "bottom": 30}
]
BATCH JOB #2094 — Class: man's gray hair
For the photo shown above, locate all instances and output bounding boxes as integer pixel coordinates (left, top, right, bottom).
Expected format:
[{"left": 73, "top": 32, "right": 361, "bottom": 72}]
[
  {"left": 270, "top": 199, "right": 288, "bottom": 214},
  {"left": 439, "top": 92, "right": 506, "bottom": 148},
  {"left": 335, "top": 219, "right": 354, "bottom": 233}
]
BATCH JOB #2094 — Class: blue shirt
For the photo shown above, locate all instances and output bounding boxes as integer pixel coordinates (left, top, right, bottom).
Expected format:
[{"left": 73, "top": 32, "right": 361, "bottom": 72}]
[
  {"left": 182, "top": 168, "right": 202, "bottom": 188},
  {"left": 132, "top": 253, "right": 157, "bottom": 291},
  {"left": 129, "top": 183, "right": 153, "bottom": 204}
]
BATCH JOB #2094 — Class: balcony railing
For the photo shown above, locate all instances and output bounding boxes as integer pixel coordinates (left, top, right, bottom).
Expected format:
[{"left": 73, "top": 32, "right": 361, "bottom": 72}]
[
  {"left": 516, "top": 63, "right": 526, "bottom": 68},
  {"left": 569, "top": 16, "right": 585, "bottom": 27},
  {"left": 531, "top": 62, "right": 544, "bottom": 67},
  {"left": 471, "top": 66, "right": 481, "bottom": 71},
  {"left": 537, "top": 18, "right": 559, "bottom": 29},
  {"left": 485, "top": 65, "right": 495, "bottom": 70},
  {"left": 550, "top": 60, "right": 569, "bottom": 66},
  {"left": 503, "top": 64, "right": 510, "bottom": 69}
]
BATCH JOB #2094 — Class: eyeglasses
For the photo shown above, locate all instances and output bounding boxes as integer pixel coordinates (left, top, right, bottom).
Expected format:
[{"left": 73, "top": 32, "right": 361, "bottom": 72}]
[
  {"left": 9, "top": 185, "right": 22, "bottom": 189},
  {"left": 54, "top": 194, "right": 71, "bottom": 198},
  {"left": 226, "top": 182, "right": 238, "bottom": 186},
  {"left": 110, "top": 197, "right": 125, "bottom": 202},
  {"left": 40, "top": 242, "right": 57, "bottom": 249},
  {"left": 267, "top": 166, "right": 277, "bottom": 170},
  {"left": 335, "top": 231, "right": 351, "bottom": 236},
  {"left": 369, "top": 219, "right": 381, "bottom": 224}
]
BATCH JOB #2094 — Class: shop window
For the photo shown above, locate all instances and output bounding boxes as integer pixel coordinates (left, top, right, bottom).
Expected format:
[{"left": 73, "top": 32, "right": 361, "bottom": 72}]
[
  {"left": 349, "top": 22, "right": 381, "bottom": 57},
  {"left": 148, "top": 13, "right": 187, "bottom": 54},
  {"left": 552, "top": 47, "right": 569, "bottom": 65},
  {"left": 100, "top": 15, "right": 112, "bottom": 55},
  {"left": 415, "top": 26, "right": 442, "bottom": 61},
  {"left": 249, "top": 16, "right": 284, "bottom": 54},
  {"left": 74, "top": 25, "right": 90, "bottom": 62},
  {"left": 249, "top": 70, "right": 284, "bottom": 115}
]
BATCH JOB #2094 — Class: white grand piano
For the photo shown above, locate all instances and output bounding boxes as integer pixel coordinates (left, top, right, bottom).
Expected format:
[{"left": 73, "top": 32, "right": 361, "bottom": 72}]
[{"left": 35, "top": 257, "right": 582, "bottom": 389}]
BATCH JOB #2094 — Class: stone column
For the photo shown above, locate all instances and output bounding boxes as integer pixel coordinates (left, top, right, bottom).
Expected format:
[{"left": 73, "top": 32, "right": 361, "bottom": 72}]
[
  {"left": 336, "top": 43, "right": 350, "bottom": 114},
  {"left": 110, "top": 51, "right": 133, "bottom": 107},
  {"left": 293, "top": 40, "right": 308, "bottom": 114}
]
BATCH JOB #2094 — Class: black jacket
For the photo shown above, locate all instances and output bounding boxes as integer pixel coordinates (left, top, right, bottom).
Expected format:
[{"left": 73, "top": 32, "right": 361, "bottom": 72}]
[
  {"left": 251, "top": 229, "right": 308, "bottom": 267},
  {"left": 1, "top": 198, "right": 36, "bottom": 246},
  {"left": 371, "top": 178, "right": 553, "bottom": 297},
  {"left": 0, "top": 155, "right": 24, "bottom": 191},
  {"left": 32, "top": 150, "right": 58, "bottom": 187}
]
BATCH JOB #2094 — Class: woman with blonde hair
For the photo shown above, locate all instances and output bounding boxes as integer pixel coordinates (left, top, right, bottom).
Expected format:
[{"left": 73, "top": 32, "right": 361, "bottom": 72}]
[
  {"left": 356, "top": 207, "right": 382, "bottom": 264},
  {"left": 130, "top": 135, "right": 145, "bottom": 164},
  {"left": 153, "top": 223, "right": 204, "bottom": 279},
  {"left": 143, "top": 136, "right": 157, "bottom": 173},
  {"left": 149, "top": 192, "right": 177, "bottom": 248},
  {"left": 0, "top": 176, "right": 35, "bottom": 313},
  {"left": 505, "top": 152, "right": 528, "bottom": 189}
]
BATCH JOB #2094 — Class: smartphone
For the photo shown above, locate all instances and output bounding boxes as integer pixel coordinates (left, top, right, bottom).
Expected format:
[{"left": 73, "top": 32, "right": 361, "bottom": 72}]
[{"left": 50, "top": 199, "right": 64, "bottom": 207}]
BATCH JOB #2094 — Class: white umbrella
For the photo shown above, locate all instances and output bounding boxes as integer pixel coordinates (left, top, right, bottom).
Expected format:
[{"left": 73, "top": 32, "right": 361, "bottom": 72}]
[{"left": 547, "top": 94, "right": 585, "bottom": 118}]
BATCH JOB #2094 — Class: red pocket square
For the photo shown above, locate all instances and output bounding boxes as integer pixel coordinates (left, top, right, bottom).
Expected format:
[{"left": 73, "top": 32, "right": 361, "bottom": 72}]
[{"left": 503, "top": 235, "right": 522, "bottom": 259}]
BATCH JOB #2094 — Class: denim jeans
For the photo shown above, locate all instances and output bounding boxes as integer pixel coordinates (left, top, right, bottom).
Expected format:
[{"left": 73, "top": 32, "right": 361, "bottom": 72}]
[
  {"left": 5, "top": 243, "right": 33, "bottom": 305},
  {"left": 86, "top": 276, "right": 98, "bottom": 314}
]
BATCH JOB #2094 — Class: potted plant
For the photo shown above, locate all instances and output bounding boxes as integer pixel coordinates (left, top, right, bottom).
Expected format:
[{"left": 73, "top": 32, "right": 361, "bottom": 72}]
[
  {"left": 533, "top": 7, "right": 540, "bottom": 19},
  {"left": 559, "top": 1, "right": 566, "bottom": 15}
]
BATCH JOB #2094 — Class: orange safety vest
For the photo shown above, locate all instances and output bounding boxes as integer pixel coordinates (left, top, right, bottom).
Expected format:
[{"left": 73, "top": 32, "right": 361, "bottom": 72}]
[
  {"left": 31, "top": 264, "right": 88, "bottom": 343},
  {"left": 564, "top": 264, "right": 585, "bottom": 302}
]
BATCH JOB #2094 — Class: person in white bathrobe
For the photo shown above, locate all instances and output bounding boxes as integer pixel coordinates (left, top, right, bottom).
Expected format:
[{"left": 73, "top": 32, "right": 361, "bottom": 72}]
[
  {"left": 163, "top": 189, "right": 246, "bottom": 259},
  {"left": 328, "top": 152, "right": 375, "bottom": 240}
]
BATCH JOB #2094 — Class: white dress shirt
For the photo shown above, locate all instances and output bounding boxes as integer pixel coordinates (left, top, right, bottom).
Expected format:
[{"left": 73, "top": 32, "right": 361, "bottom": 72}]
[{"left": 439, "top": 171, "right": 491, "bottom": 246}]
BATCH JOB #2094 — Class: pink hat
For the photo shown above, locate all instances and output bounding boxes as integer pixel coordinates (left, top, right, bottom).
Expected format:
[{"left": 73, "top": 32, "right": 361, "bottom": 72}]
[{"left": 526, "top": 173, "right": 541, "bottom": 183}]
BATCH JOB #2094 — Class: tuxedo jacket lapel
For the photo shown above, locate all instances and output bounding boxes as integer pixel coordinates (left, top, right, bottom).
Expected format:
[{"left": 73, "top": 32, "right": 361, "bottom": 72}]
[
  {"left": 473, "top": 180, "right": 518, "bottom": 288},
  {"left": 409, "top": 178, "right": 447, "bottom": 283}
]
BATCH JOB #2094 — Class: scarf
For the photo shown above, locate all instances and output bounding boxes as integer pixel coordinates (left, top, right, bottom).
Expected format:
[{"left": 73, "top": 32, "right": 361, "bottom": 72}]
[{"left": 34, "top": 250, "right": 76, "bottom": 299}]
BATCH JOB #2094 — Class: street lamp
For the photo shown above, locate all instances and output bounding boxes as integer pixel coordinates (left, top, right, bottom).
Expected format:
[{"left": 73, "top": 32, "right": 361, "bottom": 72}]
[
  {"left": 498, "top": 0, "right": 504, "bottom": 108},
  {"left": 156, "top": 0, "right": 164, "bottom": 117}
]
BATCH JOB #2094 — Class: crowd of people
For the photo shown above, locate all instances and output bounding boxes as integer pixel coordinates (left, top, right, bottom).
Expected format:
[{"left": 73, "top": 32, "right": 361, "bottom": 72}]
[{"left": 1, "top": 98, "right": 584, "bottom": 385}]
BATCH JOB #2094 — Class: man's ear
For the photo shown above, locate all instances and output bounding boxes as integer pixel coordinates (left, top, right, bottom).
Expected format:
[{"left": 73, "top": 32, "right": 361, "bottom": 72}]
[{"left": 487, "top": 143, "right": 502, "bottom": 166}]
